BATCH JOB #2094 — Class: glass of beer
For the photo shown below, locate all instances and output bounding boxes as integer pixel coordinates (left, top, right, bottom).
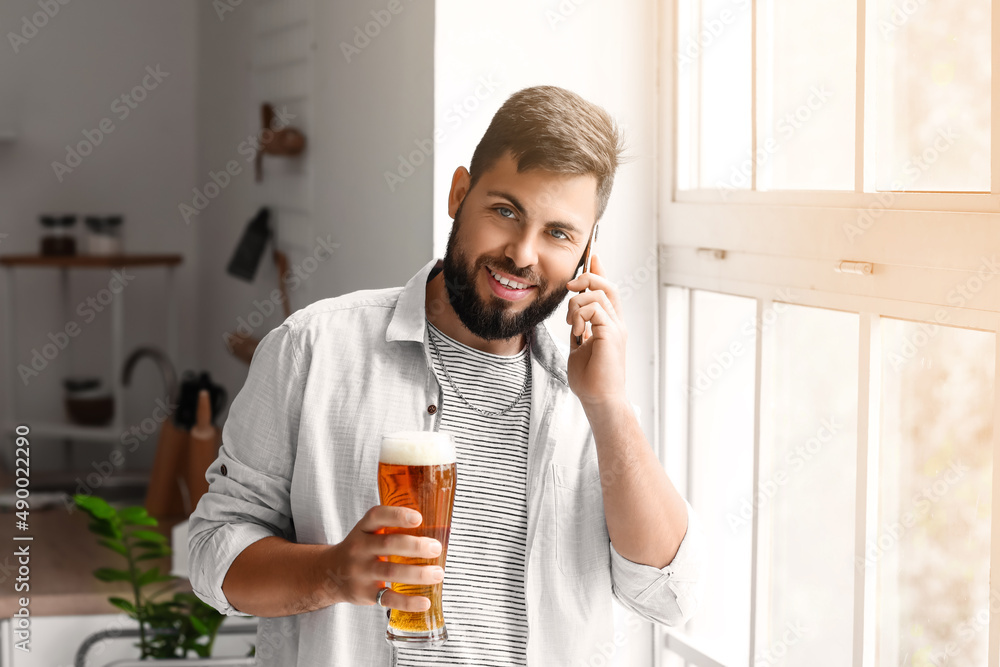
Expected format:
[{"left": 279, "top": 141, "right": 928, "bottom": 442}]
[{"left": 377, "top": 431, "right": 457, "bottom": 647}]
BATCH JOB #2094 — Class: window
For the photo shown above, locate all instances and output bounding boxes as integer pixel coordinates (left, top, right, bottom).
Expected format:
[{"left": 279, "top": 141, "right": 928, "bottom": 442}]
[
  {"left": 657, "top": 0, "right": 1000, "bottom": 664},
  {"left": 675, "top": 0, "right": 991, "bottom": 196}
]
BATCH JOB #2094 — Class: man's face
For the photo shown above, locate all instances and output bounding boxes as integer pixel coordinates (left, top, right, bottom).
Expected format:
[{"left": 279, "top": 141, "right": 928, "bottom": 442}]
[{"left": 442, "top": 152, "right": 598, "bottom": 341}]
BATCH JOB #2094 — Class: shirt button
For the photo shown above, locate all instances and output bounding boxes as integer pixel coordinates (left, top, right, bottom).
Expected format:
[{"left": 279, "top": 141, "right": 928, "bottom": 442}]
[
  {"left": 427, "top": 405, "right": 437, "bottom": 415},
  {"left": 220, "top": 464, "right": 228, "bottom": 476}
]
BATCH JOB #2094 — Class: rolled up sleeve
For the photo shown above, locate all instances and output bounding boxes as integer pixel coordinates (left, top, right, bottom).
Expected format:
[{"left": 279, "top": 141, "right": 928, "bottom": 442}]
[
  {"left": 609, "top": 499, "right": 703, "bottom": 627},
  {"left": 187, "top": 323, "right": 305, "bottom": 616}
]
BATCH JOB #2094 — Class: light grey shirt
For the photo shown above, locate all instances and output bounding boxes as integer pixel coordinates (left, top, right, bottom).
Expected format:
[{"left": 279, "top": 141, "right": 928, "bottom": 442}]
[{"left": 187, "top": 258, "right": 703, "bottom": 667}]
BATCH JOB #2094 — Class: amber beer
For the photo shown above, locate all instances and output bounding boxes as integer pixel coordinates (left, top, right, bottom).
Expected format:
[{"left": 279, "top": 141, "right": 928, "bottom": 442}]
[{"left": 377, "top": 431, "right": 457, "bottom": 647}]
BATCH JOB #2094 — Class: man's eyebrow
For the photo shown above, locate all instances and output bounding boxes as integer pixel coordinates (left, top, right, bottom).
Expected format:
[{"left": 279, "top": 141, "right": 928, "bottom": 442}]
[
  {"left": 486, "top": 190, "right": 527, "bottom": 216},
  {"left": 544, "top": 220, "right": 585, "bottom": 236},
  {"left": 484, "top": 190, "right": 586, "bottom": 237}
]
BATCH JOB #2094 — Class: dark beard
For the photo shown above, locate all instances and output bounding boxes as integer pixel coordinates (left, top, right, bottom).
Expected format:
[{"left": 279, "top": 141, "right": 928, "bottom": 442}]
[{"left": 441, "top": 202, "right": 572, "bottom": 342}]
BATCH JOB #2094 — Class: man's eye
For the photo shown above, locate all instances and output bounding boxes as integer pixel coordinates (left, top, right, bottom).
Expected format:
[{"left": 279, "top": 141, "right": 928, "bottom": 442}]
[
  {"left": 496, "top": 207, "right": 515, "bottom": 219},
  {"left": 550, "top": 229, "right": 569, "bottom": 240}
]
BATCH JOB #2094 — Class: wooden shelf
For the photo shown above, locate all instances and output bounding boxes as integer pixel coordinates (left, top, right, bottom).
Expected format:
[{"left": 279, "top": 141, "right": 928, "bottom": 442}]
[{"left": 0, "top": 254, "right": 183, "bottom": 268}]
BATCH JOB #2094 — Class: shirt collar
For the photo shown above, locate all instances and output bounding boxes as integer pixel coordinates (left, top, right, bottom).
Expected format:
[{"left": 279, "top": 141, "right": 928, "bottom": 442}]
[{"left": 386, "top": 258, "right": 568, "bottom": 385}]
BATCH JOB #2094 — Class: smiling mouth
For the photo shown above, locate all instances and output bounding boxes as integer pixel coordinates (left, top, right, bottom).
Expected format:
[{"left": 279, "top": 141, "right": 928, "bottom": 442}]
[{"left": 486, "top": 265, "right": 535, "bottom": 290}]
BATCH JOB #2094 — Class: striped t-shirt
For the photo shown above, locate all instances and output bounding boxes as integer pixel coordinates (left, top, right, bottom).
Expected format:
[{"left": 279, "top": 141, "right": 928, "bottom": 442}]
[{"left": 395, "top": 320, "right": 532, "bottom": 666}]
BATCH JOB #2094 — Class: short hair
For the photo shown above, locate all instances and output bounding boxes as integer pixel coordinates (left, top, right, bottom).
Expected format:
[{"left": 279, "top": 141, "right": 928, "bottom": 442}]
[{"left": 468, "top": 86, "right": 626, "bottom": 221}]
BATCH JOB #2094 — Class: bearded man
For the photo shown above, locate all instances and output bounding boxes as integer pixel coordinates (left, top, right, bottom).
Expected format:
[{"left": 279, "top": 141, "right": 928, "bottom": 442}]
[{"left": 189, "top": 85, "right": 701, "bottom": 667}]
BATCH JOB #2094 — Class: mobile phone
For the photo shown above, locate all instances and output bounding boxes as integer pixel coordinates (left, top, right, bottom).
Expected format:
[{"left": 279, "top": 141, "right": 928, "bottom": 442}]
[
  {"left": 575, "top": 223, "right": 600, "bottom": 346},
  {"left": 582, "top": 222, "right": 599, "bottom": 276}
]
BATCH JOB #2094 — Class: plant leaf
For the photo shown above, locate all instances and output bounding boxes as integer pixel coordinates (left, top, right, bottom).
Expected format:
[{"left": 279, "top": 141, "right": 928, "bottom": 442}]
[
  {"left": 108, "top": 596, "right": 137, "bottom": 615},
  {"left": 98, "top": 539, "right": 128, "bottom": 557},
  {"left": 138, "top": 566, "right": 176, "bottom": 587},
  {"left": 75, "top": 494, "right": 115, "bottom": 520},
  {"left": 135, "top": 551, "right": 169, "bottom": 561},
  {"left": 128, "top": 515, "right": 158, "bottom": 526},
  {"left": 136, "top": 566, "right": 160, "bottom": 587},
  {"left": 189, "top": 615, "right": 209, "bottom": 635},
  {"left": 119, "top": 506, "right": 155, "bottom": 525},
  {"left": 88, "top": 521, "right": 122, "bottom": 540},
  {"left": 93, "top": 567, "right": 130, "bottom": 582},
  {"left": 130, "top": 529, "right": 167, "bottom": 544}
]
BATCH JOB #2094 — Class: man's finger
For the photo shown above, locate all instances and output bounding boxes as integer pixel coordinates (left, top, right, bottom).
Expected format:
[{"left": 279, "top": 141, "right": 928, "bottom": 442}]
[
  {"left": 367, "top": 533, "right": 442, "bottom": 559},
  {"left": 566, "top": 290, "right": 617, "bottom": 325},
  {"left": 566, "top": 269, "right": 622, "bottom": 313},
  {"left": 570, "top": 302, "right": 615, "bottom": 339},
  {"left": 374, "top": 560, "right": 445, "bottom": 586},
  {"left": 590, "top": 252, "right": 607, "bottom": 277},
  {"left": 379, "top": 589, "right": 432, "bottom": 613},
  {"left": 358, "top": 505, "right": 422, "bottom": 533}
]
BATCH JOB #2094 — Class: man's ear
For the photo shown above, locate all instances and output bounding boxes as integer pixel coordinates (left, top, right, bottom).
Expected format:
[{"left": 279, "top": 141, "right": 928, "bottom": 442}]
[{"left": 448, "top": 167, "right": 471, "bottom": 218}]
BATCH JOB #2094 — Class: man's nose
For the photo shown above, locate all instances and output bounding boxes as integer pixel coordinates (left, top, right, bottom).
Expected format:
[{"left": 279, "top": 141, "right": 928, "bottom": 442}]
[{"left": 504, "top": 230, "right": 539, "bottom": 269}]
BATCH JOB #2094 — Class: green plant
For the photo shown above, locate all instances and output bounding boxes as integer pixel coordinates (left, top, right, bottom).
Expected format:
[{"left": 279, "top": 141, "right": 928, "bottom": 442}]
[{"left": 74, "top": 494, "right": 226, "bottom": 659}]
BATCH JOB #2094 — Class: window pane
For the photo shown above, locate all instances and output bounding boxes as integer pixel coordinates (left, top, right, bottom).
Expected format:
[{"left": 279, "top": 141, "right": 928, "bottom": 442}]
[
  {"left": 756, "top": 0, "right": 856, "bottom": 190},
  {"left": 676, "top": 0, "right": 752, "bottom": 191},
  {"left": 685, "top": 290, "right": 756, "bottom": 666},
  {"left": 877, "top": 320, "right": 994, "bottom": 667},
  {"left": 874, "top": 0, "right": 990, "bottom": 191},
  {"left": 759, "top": 304, "right": 859, "bottom": 665}
]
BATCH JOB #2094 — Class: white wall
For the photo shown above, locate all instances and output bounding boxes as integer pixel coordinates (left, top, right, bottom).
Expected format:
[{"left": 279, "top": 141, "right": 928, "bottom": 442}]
[
  {"left": 194, "top": 0, "right": 437, "bottom": 407},
  {"left": 434, "top": 2, "right": 662, "bottom": 665},
  {"left": 0, "top": 0, "right": 199, "bottom": 472}
]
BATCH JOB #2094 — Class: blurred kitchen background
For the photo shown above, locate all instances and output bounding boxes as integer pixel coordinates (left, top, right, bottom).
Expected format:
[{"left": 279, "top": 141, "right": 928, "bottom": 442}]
[
  {"left": 1, "top": 1, "right": 999, "bottom": 667},
  {"left": 0, "top": 1, "right": 663, "bottom": 665}
]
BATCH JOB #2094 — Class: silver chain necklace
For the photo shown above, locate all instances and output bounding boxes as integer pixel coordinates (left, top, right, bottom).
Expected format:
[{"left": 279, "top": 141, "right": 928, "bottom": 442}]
[{"left": 426, "top": 324, "right": 531, "bottom": 418}]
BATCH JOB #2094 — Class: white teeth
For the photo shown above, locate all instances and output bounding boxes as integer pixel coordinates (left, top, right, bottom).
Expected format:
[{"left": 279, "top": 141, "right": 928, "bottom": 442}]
[{"left": 489, "top": 268, "right": 529, "bottom": 290}]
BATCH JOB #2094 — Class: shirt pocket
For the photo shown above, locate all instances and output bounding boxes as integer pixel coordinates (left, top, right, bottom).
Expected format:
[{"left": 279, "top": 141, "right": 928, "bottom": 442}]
[{"left": 552, "top": 462, "right": 608, "bottom": 578}]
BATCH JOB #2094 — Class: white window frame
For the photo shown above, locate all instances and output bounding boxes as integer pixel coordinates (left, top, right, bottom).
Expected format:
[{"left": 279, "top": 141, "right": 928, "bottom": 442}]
[{"left": 653, "top": 0, "right": 1000, "bottom": 665}]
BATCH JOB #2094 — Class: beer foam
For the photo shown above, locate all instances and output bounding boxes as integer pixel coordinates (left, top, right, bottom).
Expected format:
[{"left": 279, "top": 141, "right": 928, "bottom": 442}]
[{"left": 380, "top": 431, "right": 457, "bottom": 465}]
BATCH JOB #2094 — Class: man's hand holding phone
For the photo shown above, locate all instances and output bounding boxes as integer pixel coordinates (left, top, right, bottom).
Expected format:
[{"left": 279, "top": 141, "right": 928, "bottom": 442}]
[{"left": 565, "top": 238, "right": 629, "bottom": 410}]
